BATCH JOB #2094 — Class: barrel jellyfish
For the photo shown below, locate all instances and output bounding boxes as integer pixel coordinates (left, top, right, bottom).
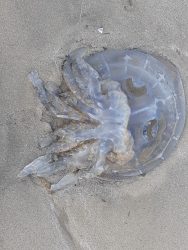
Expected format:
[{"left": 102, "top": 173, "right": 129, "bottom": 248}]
[{"left": 19, "top": 48, "right": 186, "bottom": 191}]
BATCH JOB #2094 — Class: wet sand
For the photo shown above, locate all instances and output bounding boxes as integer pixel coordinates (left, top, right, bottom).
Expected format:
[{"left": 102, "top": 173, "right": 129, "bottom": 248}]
[{"left": 0, "top": 0, "right": 188, "bottom": 249}]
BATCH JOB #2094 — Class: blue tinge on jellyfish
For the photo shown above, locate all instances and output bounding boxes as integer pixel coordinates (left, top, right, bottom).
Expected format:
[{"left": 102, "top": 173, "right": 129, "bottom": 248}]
[{"left": 18, "top": 48, "right": 186, "bottom": 192}]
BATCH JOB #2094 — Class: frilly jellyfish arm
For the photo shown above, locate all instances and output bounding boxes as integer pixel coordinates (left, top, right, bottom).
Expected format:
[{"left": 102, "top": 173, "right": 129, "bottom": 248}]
[
  {"left": 28, "top": 71, "right": 86, "bottom": 121},
  {"left": 50, "top": 140, "right": 112, "bottom": 192},
  {"left": 18, "top": 143, "right": 98, "bottom": 179},
  {"left": 63, "top": 48, "right": 106, "bottom": 109}
]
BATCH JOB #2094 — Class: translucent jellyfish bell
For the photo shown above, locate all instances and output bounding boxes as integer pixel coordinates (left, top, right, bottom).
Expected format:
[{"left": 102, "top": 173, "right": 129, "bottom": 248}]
[{"left": 86, "top": 49, "right": 186, "bottom": 179}]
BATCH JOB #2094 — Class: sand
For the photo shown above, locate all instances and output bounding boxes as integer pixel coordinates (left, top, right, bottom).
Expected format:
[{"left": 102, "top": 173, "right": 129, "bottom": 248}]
[{"left": 0, "top": 0, "right": 188, "bottom": 249}]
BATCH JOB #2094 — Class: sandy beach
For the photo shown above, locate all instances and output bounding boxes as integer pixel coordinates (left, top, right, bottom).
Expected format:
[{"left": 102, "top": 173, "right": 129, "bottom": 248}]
[{"left": 0, "top": 0, "right": 188, "bottom": 249}]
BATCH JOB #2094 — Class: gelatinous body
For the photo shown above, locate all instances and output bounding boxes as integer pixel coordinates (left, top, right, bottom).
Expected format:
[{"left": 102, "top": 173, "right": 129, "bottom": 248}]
[{"left": 19, "top": 48, "right": 185, "bottom": 191}]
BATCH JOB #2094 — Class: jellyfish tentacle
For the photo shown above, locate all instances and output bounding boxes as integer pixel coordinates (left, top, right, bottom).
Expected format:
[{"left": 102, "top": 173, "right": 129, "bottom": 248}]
[
  {"left": 28, "top": 71, "right": 86, "bottom": 121},
  {"left": 63, "top": 48, "right": 104, "bottom": 109},
  {"left": 47, "top": 128, "right": 100, "bottom": 154},
  {"left": 51, "top": 173, "right": 78, "bottom": 192},
  {"left": 19, "top": 142, "right": 98, "bottom": 180},
  {"left": 18, "top": 155, "right": 57, "bottom": 178},
  {"left": 50, "top": 140, "right": 112, "bottom": 191},
  {"left": 71, "top": 48, "right": 102, "bottom": 99},
  {"left": 88, "top": 139, "right": 113, "bottom": 176}
]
